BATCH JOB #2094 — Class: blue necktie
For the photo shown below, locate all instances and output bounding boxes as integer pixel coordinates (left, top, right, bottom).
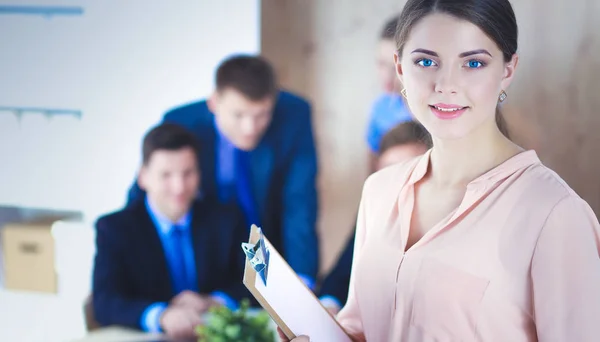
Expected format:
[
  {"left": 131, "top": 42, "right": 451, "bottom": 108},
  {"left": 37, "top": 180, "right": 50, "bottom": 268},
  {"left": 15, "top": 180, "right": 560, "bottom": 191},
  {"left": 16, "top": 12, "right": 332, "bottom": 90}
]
[
  {"left": 171, "top": 225, "right": 191, "bottom": 294},
  {"left": 236, "top": 150, "right": 260, "bottom": 226}
]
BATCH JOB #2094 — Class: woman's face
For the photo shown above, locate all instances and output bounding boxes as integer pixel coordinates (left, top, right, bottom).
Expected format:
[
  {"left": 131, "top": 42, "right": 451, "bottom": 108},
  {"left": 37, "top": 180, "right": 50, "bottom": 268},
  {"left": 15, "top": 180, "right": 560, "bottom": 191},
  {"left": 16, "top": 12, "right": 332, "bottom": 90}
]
[{"left": 395, "top": 13, "right": 518, "bottom": 140}]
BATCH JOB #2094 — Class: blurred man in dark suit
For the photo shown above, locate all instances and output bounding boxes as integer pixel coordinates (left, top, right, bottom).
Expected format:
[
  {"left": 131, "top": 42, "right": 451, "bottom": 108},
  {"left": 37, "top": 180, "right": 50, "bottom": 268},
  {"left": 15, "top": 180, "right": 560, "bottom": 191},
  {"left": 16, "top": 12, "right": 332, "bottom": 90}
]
[{"left": 93, "top": 123, "right": 247, "bottom": 338}]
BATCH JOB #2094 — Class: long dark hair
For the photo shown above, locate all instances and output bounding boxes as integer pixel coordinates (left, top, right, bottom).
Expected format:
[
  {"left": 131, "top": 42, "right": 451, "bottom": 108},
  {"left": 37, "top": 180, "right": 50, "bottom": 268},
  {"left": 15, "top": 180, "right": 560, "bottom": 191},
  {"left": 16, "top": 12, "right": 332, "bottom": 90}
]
[{"left": 395, "top": 0, "right": 518, "bottom": 138}]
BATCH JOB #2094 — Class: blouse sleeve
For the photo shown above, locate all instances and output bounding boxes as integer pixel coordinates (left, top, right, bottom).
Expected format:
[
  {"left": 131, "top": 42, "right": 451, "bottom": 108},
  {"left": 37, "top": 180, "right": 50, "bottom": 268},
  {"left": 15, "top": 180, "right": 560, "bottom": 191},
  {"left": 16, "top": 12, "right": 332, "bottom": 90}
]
[
  {"left": 531, "top": 194, "right": 600, "bottom": 342},
  {"left": 335, "top": 179, "right": 371, "bottom": 342}
]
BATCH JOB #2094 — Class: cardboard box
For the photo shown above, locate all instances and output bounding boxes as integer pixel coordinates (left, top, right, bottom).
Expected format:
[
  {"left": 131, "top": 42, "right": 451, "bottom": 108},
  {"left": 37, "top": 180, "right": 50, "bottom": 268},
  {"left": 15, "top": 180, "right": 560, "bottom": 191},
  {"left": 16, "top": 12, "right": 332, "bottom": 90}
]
[{"left": 1, "top": 218, "right": 59, "bottom": 293}]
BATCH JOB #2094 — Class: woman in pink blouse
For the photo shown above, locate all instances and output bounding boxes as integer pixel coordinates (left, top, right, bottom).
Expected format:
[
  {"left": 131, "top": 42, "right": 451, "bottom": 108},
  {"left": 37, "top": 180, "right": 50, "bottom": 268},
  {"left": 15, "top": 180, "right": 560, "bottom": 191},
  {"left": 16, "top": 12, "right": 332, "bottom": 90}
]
[{"left": 280, "top": 0, "right": 600, "bottom": 341}]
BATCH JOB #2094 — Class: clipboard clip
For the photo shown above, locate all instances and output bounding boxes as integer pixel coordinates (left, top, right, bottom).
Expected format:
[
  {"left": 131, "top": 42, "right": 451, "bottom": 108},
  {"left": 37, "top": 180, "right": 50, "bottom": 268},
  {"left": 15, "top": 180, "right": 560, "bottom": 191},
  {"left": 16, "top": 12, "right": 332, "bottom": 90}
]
[{"left": 241, "top": 225, "right": 270, "bottom": 286}]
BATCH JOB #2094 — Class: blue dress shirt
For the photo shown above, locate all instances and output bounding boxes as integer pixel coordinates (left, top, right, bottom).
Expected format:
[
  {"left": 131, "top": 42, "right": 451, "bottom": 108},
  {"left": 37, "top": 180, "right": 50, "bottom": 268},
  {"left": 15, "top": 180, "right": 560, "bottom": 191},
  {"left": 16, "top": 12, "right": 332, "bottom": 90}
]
[
  {"left": 215, "top": 122, "right": 260, "bottom": 226},
  {"left": 140, "top": 197, "right": 237, "bottom": 333},
  {"left": 214, "top": 120, "right": 315, "bottom": 290}
]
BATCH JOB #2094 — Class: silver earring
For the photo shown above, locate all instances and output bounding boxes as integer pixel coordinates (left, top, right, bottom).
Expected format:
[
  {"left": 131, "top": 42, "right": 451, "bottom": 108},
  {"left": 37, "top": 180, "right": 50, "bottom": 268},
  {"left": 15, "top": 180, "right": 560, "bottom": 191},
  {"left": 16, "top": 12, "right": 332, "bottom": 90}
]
[
  {"left": 498, "top": 90, "right": 507, "bottom": 103},
  {"left": 401, "top": 88, "right": 407, "bottom": 98}
]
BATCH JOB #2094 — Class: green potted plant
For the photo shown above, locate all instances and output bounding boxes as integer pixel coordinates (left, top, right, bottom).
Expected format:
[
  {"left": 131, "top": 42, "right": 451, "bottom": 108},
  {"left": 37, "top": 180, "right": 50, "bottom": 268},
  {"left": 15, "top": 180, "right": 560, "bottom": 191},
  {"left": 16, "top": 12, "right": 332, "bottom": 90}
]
[{"left": 196, "top": 299, "right": 276, "bottom": 342}]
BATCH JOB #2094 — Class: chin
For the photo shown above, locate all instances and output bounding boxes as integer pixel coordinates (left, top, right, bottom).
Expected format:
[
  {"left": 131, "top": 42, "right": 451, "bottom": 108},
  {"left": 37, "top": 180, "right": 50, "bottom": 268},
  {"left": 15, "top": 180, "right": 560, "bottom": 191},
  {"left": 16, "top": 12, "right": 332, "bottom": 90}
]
[
  {"left": 236, "top": 141, "right": 259, "bottom": 151},
  {"left": 418, "top": 118, "right": 474, "bottom": 141},
  {"left": 169, "top": 201, "right": 191, "bottom": 214},
  {"left": 430, "top": 122, "right": 490, "bottom": 142}
]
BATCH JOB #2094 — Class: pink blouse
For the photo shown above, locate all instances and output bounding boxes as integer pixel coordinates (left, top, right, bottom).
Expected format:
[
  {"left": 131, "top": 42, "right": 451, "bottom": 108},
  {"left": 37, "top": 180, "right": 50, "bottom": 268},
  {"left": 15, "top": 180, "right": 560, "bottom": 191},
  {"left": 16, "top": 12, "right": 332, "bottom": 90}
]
[{"left": 337, "top": 149, "right": 600, "bottom": 341}]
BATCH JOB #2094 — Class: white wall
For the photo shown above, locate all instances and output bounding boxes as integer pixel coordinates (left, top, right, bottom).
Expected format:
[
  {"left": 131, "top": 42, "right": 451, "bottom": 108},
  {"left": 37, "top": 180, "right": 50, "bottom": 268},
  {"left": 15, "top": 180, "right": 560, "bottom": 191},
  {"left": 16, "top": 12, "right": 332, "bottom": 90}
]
[
  {"left": 0, "top": 0, "right": 260, "bottom": 223},
  {"left": 0, "top": 1, "right": 260, "bottom": 340}
]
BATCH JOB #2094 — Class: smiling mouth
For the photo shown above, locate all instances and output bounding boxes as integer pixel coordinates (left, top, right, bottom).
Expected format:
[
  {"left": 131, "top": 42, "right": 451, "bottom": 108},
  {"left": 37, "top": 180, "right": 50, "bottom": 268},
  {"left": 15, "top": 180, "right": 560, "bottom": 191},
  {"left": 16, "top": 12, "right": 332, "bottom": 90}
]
[{"left": 429, "top": 105, "right": 468, "bottom": 112}]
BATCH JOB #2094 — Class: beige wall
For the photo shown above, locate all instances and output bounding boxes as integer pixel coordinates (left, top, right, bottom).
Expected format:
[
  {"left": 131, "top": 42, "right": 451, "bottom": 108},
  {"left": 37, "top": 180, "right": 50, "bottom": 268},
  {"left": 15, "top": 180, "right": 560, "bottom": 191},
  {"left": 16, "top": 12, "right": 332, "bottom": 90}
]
[{"left": 261, "top": 0, "right": 600, "bottom": 275}]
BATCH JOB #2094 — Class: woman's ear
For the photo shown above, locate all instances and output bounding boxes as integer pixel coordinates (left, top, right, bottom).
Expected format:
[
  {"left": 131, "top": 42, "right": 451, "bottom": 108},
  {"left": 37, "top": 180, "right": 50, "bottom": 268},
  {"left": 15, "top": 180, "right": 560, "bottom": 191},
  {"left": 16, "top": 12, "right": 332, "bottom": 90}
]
[
  {"left": 394, "top": 52, "right": 404, "bottom": 85},
  {"left": 500, "top": 53, "right": 519, "bottom": 91}
]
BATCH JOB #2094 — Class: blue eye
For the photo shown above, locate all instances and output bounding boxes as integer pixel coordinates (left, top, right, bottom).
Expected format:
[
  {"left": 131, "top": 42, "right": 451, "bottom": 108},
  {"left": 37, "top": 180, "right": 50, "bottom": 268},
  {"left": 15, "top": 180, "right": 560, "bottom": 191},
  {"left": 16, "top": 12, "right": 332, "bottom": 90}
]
[
  {"left": 416, "top": 58, "right": 436, "bottom": 67},
  {"left": 466, "top": 60, "right": 485, "bottom": 68}
]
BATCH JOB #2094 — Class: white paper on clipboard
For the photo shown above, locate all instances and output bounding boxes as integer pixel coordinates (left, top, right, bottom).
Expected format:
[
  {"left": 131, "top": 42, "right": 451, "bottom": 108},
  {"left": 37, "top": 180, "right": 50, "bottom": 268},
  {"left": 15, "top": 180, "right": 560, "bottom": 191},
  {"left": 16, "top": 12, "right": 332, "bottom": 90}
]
[{"left": 242, "top": 224, "right": 353, "bottom": 341}]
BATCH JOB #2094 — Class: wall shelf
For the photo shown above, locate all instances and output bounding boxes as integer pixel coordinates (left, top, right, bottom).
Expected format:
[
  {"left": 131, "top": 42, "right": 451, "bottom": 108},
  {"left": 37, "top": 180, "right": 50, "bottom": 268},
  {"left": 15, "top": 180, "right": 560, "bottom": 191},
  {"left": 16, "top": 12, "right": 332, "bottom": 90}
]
[
  {"left": 0, "top": 5, "right": 84, "bottom": 18},
  {"left": 0, "top": 106, "right": 82, "bottom": 120}
]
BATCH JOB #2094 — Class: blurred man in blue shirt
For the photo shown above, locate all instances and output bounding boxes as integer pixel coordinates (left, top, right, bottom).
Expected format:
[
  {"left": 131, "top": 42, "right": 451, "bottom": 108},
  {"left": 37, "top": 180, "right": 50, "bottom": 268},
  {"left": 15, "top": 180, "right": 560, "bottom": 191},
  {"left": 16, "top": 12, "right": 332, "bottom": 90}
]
[
  {"left": 366, "top": 15, "right": 414, "bottom": 169},
  {"left": 93, "top": 123, "right": 248, "bottom": 338}
]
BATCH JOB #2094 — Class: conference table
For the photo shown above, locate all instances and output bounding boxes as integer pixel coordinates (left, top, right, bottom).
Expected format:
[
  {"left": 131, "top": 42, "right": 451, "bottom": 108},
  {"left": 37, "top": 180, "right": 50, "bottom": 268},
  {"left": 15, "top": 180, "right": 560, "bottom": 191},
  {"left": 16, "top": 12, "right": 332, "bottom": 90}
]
[
  {"left": 70, "top": 326, "right": 198, "bottom": 342},
  {"left": 71, "top": 326, "right": 169, "bottom": 342},
  {"left": 72, "top": 324, "right": 282, "bottom": 342},
  {"left": 72, "top": 309, "right": 279, "bottom": 342}
]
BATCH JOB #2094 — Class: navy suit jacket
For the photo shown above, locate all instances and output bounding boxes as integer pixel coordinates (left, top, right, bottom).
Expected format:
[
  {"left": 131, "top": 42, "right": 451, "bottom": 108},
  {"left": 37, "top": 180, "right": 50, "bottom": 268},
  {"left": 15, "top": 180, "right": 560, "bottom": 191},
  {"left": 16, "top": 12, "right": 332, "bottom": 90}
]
[
  {"left": 92, "top": 200, "right": 249, "bottom": 329},
  {"left": 128, "top": 91, "right": 319, "bottom": 279},
  {"left": 319, "top": 230, "right": 355, "bottom": 306}
]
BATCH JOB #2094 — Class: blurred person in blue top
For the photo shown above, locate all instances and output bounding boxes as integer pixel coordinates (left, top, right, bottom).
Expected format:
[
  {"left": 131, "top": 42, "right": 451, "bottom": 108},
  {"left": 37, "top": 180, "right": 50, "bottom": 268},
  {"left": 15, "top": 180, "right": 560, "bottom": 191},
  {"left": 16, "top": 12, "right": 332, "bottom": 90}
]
[
  {"left": 366, "top": 15, "right": 415, "bottom": 170},
  {"left": 93, "top": 123, "right": 248, "bottom": 338},
  {"left": 127, "top": 55, "right": 320, "bottom": 289}
]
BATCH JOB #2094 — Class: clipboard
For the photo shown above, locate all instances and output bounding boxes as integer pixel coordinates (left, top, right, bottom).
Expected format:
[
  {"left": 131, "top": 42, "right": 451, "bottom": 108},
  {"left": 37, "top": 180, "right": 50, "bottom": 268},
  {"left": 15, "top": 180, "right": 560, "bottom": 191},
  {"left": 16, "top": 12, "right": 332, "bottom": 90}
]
[{"left": 242, "top": 224, "right": 353, "bottom": 341}]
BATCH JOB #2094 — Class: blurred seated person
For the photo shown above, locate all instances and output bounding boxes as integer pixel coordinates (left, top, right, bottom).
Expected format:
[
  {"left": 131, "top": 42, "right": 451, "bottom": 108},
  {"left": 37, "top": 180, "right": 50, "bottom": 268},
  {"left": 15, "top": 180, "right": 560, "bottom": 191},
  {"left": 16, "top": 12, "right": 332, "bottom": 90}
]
[
  {"left": 127, "top": 55, "right": 319, "bottom": 288},
  {"left": 366, "top": 15, "right": 415, "bottom": 170},
  {"left": 319, "top": 121, "right": 430, "bottom": 314},
  {"left": 93, "top": 123, "right": 247, "bottom": 338}
]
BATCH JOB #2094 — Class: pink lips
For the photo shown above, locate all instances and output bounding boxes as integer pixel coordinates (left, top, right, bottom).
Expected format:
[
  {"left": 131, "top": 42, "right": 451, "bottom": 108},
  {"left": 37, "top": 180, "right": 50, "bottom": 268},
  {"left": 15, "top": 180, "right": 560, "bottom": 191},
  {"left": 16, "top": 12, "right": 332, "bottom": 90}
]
[{"left": 430, "top": 103, "right": 468, "bottom": 120}]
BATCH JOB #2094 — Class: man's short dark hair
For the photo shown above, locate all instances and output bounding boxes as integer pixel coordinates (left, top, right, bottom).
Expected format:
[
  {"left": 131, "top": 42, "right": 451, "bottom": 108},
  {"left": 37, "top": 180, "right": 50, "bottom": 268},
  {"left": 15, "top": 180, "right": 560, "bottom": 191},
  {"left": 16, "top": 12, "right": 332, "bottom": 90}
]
[
  {"left": 215, "top": 55, "right": 278, "bottom": 101},
  {"left": 142, "top": 123, "right": 200, "bottom": 165},
  {"left": 379, "top": 121, "right": 431, "bottom": 155},
  {"left": 380, "top": 15, "right": 400, "bottom": 40}
]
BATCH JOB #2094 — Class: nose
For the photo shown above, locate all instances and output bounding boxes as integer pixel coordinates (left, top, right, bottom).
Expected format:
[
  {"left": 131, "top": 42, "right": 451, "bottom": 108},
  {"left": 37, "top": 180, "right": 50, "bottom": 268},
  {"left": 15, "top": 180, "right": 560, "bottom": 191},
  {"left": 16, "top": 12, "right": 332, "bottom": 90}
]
[
  {"left": 171, "top": 175, "right": 186, "bottom": 195},
  {"left": 434, "top": 65, "right": 458, "bottom": 95},
  {"left": 241, "top": 117, "right": 259, "bottom": 136}
]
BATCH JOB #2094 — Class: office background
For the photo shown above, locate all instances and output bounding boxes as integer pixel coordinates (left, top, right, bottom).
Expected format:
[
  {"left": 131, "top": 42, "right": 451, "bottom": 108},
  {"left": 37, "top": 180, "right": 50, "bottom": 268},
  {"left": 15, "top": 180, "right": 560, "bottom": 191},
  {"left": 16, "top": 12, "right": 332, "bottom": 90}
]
[{"left": 0, "top": 0, "right": 599, "bottom": 341}]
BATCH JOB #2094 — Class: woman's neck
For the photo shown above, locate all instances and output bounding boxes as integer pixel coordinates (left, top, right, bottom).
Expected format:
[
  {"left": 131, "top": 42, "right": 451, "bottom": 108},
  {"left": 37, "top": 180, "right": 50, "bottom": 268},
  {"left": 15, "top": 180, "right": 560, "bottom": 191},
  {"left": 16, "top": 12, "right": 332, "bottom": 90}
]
[{"left": 428, "top": 123, "right": 523, "bottom": 188}]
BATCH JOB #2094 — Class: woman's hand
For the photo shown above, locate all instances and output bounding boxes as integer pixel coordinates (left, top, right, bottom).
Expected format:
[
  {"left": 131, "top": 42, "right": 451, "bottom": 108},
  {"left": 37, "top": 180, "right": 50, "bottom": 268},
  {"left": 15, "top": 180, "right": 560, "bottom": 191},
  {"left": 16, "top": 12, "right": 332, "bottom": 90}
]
[{"left": 277, "top": 327, "right": 310, "bottom": 341}]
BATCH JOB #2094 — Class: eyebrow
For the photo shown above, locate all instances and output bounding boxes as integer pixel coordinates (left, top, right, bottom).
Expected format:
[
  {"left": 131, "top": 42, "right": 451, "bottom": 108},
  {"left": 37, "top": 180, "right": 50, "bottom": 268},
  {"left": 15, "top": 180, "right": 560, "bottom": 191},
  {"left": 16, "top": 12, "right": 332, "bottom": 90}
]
[
  {"left": 459, "top": 49, "right": 492, "bottom": 57},
  {"left": 411, "top": 48, "right": 438, "bottom": 57},
  {"left": 411, "top": 48, "right": 493, "bottom": 58}
]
